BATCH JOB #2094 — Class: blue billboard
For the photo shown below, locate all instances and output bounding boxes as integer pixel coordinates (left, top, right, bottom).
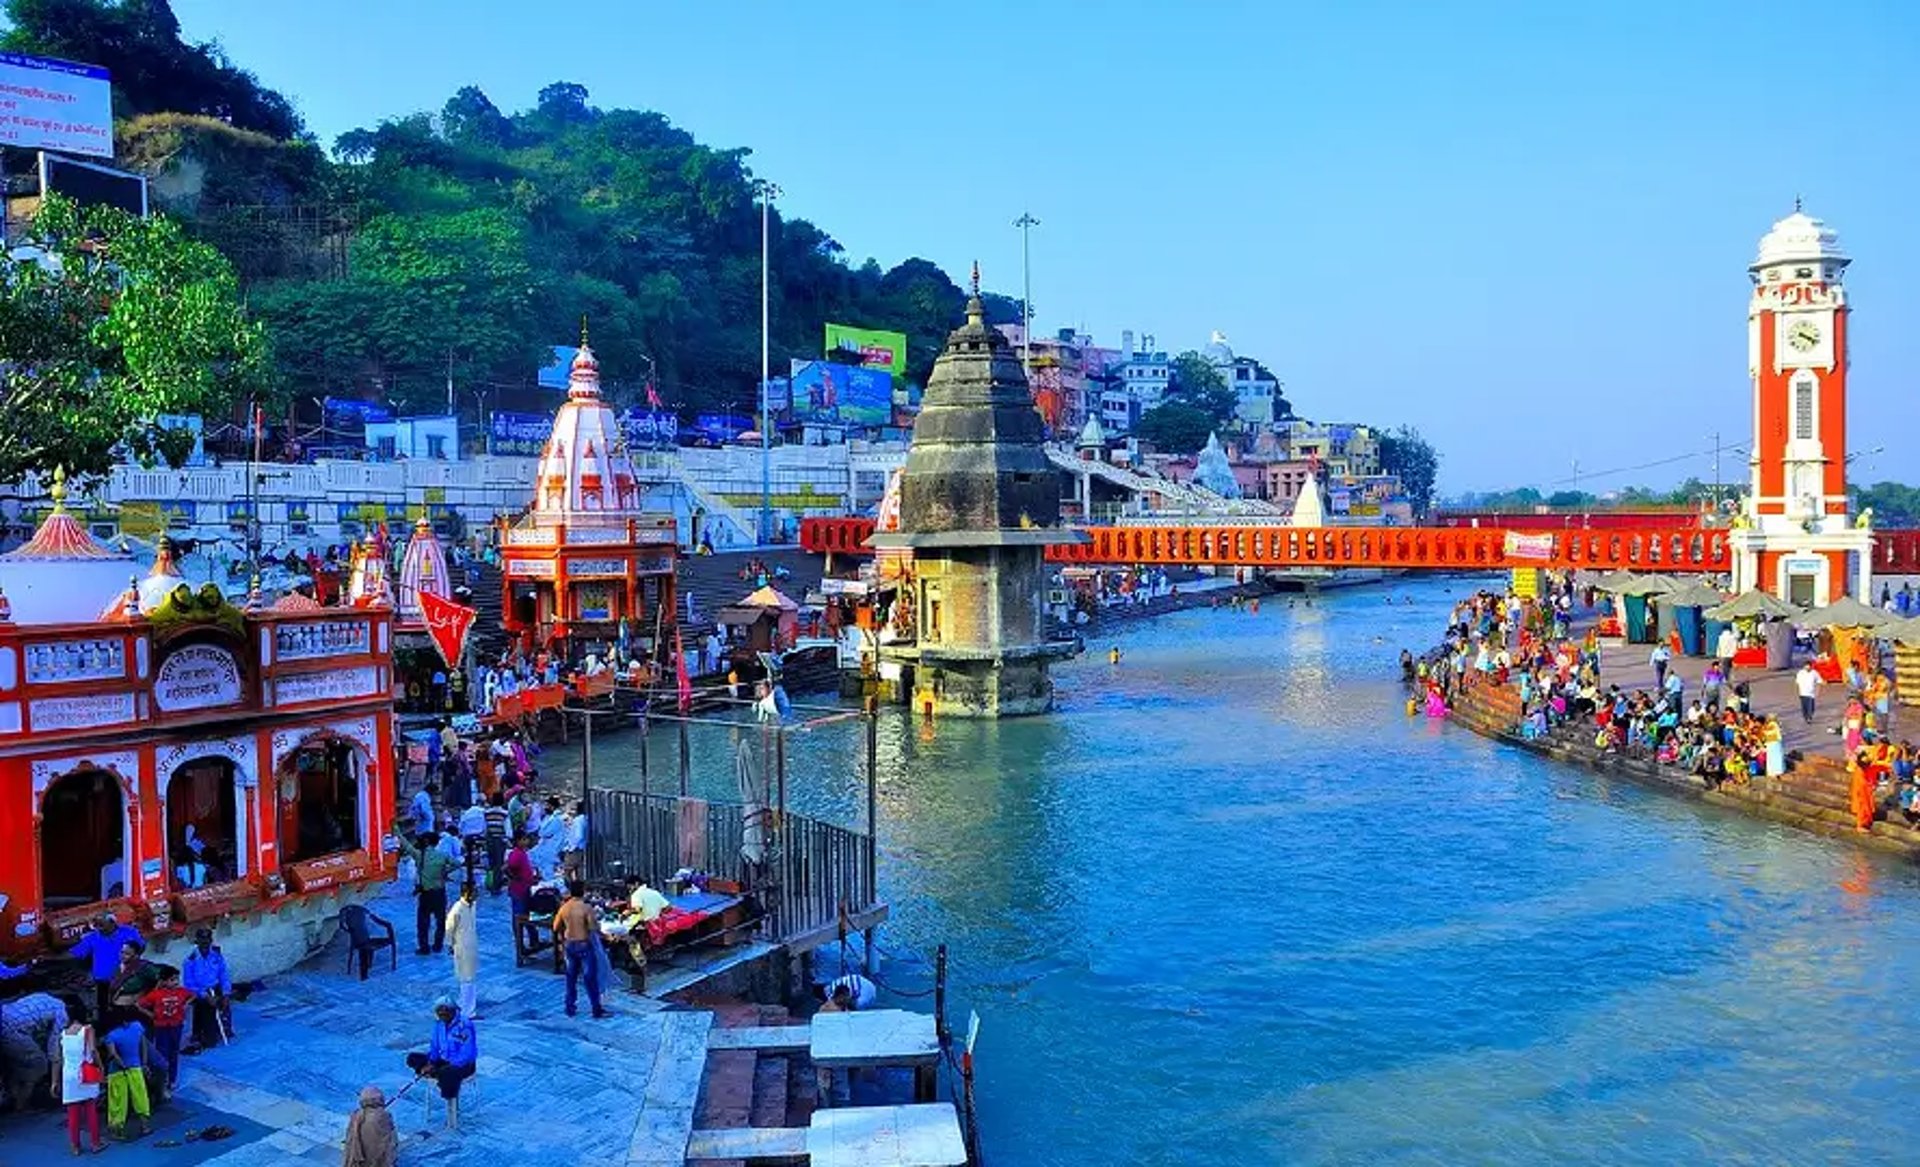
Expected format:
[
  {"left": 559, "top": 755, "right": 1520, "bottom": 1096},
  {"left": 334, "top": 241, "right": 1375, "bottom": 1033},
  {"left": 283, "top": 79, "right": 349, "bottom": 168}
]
[
  {"left": 619, "top": 410, "right": 679, "bottom": 449},
  {"left": 790, "top": 361, "right": 892, "bottom": 427},
  {"left": 692, "top": 413, "right": 755, "bottom": 444},
  {"left": 488, "top": 411, "right": 549, "bottom": 456}
]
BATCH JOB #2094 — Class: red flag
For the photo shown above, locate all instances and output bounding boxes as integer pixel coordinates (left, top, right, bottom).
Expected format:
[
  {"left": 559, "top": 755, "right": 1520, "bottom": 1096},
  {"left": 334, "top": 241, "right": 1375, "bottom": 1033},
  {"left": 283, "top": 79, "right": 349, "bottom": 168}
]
[
  {"left": 646, "top": 378, "right": 662, "bottom": 410},
  {"left": 674, "top": 630, "right": 693, "bottom": 714},
  {"left": 420, "top": 591, "right": 478, "bottom": 669}
]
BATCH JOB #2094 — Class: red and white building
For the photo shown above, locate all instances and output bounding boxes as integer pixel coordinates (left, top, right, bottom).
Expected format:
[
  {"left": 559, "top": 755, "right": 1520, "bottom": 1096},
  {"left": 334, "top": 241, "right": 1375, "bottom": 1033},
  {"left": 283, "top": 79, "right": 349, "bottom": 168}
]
[
  {"left": 1730, "top": 207, "right": 1873, "bottom": 607},
  {"left": 0, "top": 485, "right": 397, "bottom": 977}
]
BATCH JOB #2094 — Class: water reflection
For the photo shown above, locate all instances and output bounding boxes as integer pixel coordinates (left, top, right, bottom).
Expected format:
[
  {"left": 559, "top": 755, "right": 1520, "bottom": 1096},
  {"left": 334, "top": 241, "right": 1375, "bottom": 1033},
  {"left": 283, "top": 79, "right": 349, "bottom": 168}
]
[{"left": 550, "top": 577, "right": 1920, "bottom": 1165}]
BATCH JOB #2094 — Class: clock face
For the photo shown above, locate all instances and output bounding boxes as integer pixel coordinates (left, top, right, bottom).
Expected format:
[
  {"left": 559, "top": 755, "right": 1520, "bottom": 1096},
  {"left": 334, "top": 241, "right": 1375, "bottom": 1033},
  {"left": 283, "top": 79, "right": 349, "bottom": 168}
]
[{"left": 1786, "top": 319, "right": 1822, "bottom": 352}]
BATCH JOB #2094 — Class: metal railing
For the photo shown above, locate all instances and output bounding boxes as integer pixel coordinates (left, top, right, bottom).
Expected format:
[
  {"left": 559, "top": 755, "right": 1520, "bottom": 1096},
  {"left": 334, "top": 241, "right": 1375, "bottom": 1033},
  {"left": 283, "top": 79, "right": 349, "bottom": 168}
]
[{"left": 585, "top": 787, "right": 876, "bottom": 945}]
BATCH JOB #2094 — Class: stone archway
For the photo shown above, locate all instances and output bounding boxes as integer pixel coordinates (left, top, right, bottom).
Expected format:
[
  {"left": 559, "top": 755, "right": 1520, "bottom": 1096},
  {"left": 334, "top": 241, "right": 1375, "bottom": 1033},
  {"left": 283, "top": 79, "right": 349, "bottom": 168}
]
[{"left": 272, "top": 723, "right": 376, "bottom": 865}]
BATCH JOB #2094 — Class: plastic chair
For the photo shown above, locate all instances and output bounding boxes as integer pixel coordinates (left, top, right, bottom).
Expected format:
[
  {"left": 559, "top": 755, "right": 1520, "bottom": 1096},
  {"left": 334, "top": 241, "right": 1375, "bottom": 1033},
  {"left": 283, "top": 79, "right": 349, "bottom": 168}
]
[{"left": 340, "top": 904, "right": 398, "bottom": 979}]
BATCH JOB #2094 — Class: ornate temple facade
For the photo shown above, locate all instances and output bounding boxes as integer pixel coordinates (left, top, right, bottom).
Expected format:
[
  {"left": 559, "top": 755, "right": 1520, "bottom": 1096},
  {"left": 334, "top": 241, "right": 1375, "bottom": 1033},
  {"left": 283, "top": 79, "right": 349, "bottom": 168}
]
[
  {"left": 498, "top": 340, "right": 680, "bottom": 662},
  {"left": 0, "top": 482, "right": 397, "bottom": 977}
]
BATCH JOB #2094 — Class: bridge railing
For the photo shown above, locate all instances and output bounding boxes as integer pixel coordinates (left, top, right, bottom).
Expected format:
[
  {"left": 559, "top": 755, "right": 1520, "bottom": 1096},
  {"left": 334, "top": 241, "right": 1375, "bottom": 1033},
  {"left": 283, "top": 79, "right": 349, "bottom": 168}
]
[{"left": 798, "top": 516, "right": 1735, "bottom": 572}]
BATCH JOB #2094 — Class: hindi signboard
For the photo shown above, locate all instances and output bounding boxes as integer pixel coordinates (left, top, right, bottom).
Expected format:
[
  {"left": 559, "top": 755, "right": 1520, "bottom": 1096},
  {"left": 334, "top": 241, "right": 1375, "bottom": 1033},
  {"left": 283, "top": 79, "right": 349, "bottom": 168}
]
[
  {"left": 0, "top": 52, "right": 113, "bottom": 158},
  {"left": 1502, "top": 531, "right": 1556, "bottom": 562},
  {"left": 489, "top": 411, "right": 550, "bottom": 456},
  {"left": 153, "top": 645, "right": 244, "bottom": 712}
]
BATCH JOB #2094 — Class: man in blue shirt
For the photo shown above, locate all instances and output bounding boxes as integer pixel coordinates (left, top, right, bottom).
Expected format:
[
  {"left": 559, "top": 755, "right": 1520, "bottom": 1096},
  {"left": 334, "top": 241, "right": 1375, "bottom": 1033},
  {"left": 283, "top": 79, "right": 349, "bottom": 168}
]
[
  {"left": 181, "top": 928, "right": 233, "bottom": 1052},
  {"left": 409, "top": 783, "right": 436, "bottom": 837},
  {"left": 67, "top": 913, "right": 144, "bottom": 1024},
  {"left": 403, "top": 996, "right": 477, "bottom": 1130}
]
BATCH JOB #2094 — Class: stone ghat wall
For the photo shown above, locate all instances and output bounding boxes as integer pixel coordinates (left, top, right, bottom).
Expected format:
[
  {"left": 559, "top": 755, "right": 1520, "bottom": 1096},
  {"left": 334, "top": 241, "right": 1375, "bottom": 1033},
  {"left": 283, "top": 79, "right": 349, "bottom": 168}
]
[{"left": 1443, "top": 679, "right": 1920, "bottom": 862}]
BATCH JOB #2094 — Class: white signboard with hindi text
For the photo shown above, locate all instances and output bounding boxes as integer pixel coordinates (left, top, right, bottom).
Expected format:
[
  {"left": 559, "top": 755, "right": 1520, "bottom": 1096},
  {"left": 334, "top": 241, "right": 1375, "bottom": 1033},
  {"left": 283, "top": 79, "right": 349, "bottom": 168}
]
[{"left": 0, "top": 52, "right": 113, "bottom": 158}]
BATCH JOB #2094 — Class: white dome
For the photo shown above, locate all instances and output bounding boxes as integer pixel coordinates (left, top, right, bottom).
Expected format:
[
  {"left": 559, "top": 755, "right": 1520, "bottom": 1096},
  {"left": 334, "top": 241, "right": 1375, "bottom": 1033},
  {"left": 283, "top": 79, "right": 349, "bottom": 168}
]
[
  {"left": 1202, "top": 330, "right": 1234, "bottom": 367},
  {"left": 0, "top": 502, "right": 136, "bottom": 625},
  {"left": 532, "top": 343, "right": 646, "bottom": 519},
  {"left": 1753, "top": 209, "right": 1847, "bottom": 270}
]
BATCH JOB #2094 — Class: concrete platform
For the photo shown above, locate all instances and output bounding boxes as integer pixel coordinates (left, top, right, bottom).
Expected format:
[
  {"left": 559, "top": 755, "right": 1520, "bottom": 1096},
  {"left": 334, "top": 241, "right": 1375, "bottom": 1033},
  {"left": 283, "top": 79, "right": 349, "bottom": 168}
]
[
  {"left": 2, "top": 885, "right": 714, "bottom": 1167},
  {"left": 808, "top": 1104, "right": 967, "bottom": 1167},
  {"left": 810, "top": 1010, "right": 940, "bottom": 1070}
]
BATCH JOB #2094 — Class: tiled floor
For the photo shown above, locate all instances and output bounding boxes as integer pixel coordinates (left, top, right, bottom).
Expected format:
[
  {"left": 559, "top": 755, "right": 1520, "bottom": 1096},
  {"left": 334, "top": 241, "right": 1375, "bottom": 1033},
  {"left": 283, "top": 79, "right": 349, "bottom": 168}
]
[{"left": 1, "top": 887, "right": 713, "bottom": 1167}]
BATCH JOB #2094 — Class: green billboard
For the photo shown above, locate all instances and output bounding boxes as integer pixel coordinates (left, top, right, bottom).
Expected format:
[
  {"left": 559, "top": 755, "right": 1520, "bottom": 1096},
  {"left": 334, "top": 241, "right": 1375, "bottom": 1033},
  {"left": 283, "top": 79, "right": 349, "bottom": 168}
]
[{"left": 824, "top": 323, "right": 908, "bottom": 376}]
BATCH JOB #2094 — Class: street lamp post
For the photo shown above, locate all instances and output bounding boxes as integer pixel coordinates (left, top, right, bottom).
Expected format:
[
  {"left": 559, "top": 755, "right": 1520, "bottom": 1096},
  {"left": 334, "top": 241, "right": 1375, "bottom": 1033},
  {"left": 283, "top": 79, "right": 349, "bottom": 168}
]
[
  {"left": 1013, "top": 211, "right": 1039, "bottom": 380},
  {"left": 758, "top": 180, "right": 782, "bottom": 546}
]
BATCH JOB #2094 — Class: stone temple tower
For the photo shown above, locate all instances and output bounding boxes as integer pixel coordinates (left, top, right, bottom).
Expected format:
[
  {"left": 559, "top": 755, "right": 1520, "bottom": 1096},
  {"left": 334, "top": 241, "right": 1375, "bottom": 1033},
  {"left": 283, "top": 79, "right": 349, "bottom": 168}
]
[{"left": 871, "top": 278, "right": 1087, "bottom": 716}]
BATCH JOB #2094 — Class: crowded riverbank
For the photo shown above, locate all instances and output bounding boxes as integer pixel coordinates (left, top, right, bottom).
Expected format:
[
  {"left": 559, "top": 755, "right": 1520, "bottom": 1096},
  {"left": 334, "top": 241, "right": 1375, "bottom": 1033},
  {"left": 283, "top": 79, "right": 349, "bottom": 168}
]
[{"left": 1422, "top": 585, "right": 1920, "bottom": 861}]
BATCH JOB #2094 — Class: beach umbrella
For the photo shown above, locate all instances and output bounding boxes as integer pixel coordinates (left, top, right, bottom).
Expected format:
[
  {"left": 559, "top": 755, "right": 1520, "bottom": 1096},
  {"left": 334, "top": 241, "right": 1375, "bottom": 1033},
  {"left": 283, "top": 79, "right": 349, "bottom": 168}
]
[
  {"left": 1592, "top": 570, "right": 1642, "bottom": 593},
  {"left": 1615, "top": 574, "right": 1678, "bottom": 597},
  {"left": 1801, "top": 594, "right": 1894, "bottom": 630},
  {"left": 736, "top": 737, "right": 768, "bottom": 869},
  {"left": 1878, "top": 616, "right": 1920, "bottom": 646},
  {"left": 1662, "top": 580, "right": 1731, "bottom": 608},
  {"left": 1705, "top": 589, "right": 1802, "bottom": 621}
]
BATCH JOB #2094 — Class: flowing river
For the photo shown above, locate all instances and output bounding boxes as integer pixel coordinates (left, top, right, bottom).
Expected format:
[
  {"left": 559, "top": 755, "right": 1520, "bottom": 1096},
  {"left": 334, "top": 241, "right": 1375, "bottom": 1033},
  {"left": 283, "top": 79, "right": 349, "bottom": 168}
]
[{"left": 556, "top": 575, "right": 1920, "bottom": 1165}]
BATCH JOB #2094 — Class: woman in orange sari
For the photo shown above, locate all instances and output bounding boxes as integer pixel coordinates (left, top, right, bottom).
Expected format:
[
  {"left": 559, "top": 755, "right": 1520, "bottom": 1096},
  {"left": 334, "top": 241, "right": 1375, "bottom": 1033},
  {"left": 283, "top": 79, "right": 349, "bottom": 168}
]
[{"left": 1850, "top": 747, "right": 1878, "bottom": 831}]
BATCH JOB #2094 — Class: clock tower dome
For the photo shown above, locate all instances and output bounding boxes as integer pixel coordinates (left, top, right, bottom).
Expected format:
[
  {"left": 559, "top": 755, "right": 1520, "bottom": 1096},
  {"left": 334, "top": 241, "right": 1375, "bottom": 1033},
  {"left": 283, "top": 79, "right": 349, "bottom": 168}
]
[{"left": 1730, "top": 205, "right": 1872, "bottom": 607}]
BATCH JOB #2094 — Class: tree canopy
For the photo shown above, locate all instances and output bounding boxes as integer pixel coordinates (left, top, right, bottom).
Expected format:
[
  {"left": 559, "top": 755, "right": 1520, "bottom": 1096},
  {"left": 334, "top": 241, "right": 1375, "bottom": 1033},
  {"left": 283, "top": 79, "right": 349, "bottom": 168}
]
[
  {"left": 0, "top": 194, "right": 269, "bottom": 483},
  {"left": 1136, "top": 403, "right": 1215, "bottom": 455},
  {"left": 1376, "top": 425, "right": 1440, "bottom": 515}
]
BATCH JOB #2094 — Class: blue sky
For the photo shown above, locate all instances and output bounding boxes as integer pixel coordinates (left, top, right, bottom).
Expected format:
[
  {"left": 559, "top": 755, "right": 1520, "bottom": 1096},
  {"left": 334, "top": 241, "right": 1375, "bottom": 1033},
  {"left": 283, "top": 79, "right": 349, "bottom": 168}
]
[{"left": 172, "top": 0, "right": 1919, "bottom": 493}]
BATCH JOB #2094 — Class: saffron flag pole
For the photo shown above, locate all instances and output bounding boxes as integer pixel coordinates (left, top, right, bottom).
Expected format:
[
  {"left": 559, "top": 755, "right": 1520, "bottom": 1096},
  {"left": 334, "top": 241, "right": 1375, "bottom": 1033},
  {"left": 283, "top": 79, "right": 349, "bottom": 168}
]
[{"left": 419, "top": 591, "right": 478, "bottom": 669}]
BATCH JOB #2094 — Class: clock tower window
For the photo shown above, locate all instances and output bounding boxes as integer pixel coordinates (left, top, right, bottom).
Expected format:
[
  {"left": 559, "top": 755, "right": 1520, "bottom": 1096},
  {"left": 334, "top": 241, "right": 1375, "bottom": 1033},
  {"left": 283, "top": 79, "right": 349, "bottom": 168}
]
[{"left": 1792, "top": 373, "right": 1816, "bottom": 441}]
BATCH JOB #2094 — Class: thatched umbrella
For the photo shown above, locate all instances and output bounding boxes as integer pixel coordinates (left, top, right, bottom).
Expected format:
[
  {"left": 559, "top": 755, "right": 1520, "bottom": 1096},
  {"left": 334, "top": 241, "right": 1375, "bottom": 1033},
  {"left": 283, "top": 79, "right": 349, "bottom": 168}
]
[{"left": 1705, "top": 590, "right": 1802, "bottom": 621}]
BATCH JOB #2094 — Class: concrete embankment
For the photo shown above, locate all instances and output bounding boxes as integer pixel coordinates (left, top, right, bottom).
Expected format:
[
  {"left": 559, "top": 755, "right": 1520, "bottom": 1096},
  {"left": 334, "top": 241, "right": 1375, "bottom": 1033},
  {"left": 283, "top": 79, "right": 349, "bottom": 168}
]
[{"left": 1444, "top": 680, "right": 1920, "bottom": 861}]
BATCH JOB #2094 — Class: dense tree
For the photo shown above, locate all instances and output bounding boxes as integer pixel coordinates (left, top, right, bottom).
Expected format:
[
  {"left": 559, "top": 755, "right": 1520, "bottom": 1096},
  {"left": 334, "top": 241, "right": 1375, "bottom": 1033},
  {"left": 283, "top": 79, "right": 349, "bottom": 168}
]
[
  {"left": 1377, "top": 425, "right": 1440, "bottom": 515},
  {"left": 1, "top": 0, "right": 303, "bottom": 138},
  {"left": 1853, "top": 482, "right": 1920, "bottom": 527},
  {"left": 0, "top": 194, "right": 269, "bottom": 482},
  {"left": 1136, "top": 403, "right": 1215, "bottom": 455},
  {"left": 1167, "top": 351, "right": 1236, "bottom": 425}
]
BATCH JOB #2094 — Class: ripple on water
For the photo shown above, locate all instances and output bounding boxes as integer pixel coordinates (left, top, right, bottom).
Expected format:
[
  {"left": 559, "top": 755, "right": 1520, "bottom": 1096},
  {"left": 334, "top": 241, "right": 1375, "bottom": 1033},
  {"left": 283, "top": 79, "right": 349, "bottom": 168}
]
[{"left": 550, "top": 579, "right": 1920, "bottom": 1165}]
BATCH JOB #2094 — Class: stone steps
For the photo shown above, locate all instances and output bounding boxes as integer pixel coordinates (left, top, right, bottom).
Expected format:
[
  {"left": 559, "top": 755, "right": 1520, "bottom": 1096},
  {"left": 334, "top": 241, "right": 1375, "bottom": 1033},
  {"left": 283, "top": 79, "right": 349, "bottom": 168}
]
[{"left": 691, "top": 1003, "right": 813, "bottom": 1166}]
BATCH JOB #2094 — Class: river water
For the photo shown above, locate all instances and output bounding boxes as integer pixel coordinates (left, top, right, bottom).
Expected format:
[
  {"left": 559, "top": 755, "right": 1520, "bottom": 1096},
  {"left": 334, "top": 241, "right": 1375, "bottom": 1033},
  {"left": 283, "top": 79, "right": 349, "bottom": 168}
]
[{"left": 558, "top": 576, "right": 1920, "bottom": 1165}]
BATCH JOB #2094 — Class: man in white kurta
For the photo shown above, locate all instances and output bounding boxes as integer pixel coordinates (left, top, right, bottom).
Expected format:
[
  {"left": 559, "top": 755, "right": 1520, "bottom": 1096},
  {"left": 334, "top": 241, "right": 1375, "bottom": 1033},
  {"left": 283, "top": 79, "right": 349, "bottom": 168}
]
[{"left": 445, "top": 884, "right": 481, "bottom": 1019}]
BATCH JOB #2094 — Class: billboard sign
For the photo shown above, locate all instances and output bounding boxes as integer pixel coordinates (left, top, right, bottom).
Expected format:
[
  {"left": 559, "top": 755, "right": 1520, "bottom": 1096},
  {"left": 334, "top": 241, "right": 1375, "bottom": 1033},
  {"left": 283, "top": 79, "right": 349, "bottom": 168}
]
[
  {"left": 618, "top": 410, "right": 678, "bottom": 449},
  {"left": 324, "top": 397, "right": 393, "bottom": 427},
  {"left": 538, "top": 345, "right": 578, "bottom": 390},
  {"left": 790, "top": 360, "right": 892, "bottom": 427},
  {"left": 693, "top": 413, "right": 755, "bottom": 444},
  {"left": 488, "top": 411, "right": 549, "bottom": 456},
  {"left": 40, "top": 154, "right": 145, "bottom": 217},
  {"left": 824, "top": 323, "right": 907, "bottom": 376},
  {"left": 0, "top": 52, "right": 113, "bottom": 158}
]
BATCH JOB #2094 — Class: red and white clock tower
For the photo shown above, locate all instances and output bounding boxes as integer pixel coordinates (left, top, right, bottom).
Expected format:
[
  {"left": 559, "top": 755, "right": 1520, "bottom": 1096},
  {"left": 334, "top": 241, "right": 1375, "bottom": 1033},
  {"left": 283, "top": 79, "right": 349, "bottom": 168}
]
[{"left": 1729, "top": 206, "right": 1872, "bottom": 607}]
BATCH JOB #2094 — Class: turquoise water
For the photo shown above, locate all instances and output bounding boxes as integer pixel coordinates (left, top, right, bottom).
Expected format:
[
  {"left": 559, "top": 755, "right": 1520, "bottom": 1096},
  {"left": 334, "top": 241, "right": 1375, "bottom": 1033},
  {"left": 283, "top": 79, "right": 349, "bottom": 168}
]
[{"left": 566, "top": 577, "right": 1920, "bottom": 1165}]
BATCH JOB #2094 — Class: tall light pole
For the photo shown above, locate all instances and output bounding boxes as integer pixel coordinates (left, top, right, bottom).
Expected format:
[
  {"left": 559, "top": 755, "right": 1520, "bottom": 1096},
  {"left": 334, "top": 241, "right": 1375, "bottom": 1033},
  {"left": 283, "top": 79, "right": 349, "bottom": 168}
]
[
  {"left": 1013, "top": 211, "right": 1039, "bottom": 379},
  {"left": 758, "top": 180, "right": 781, "bottom": 545}
]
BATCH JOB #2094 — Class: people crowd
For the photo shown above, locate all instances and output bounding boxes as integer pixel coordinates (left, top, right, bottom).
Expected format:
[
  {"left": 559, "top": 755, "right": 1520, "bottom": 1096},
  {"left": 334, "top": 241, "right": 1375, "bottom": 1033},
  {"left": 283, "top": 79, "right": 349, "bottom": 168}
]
[{"left": 1422, "top": 576, "right": 1920, "bottom": 832}]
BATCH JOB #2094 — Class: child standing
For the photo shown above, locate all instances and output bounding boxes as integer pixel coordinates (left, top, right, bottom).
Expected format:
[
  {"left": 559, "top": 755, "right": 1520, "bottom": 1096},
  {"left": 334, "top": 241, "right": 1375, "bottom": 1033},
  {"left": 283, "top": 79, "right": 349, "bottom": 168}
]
[
  {"left": 101, "top": 1012, "right": 153, "bottom": 1139},
  {"left": 56, "top": 1013, "right": 104, "bottom": 1154},
  {"left": 138, "top": 968, "right": 196, "bottom": 1093}
]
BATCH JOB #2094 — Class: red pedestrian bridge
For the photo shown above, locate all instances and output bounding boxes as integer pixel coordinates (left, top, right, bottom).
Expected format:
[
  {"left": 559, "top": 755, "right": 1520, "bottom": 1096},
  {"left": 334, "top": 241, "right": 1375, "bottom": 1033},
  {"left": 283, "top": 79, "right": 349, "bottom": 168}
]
[{"left": 800, "top": 517, "right": 1739, "bottom": 573}]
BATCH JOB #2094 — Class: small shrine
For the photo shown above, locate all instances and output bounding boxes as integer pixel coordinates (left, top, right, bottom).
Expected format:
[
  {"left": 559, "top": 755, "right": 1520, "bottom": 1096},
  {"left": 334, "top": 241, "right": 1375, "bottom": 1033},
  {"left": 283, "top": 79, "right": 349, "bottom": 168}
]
[
  {"left": 395, "top": 516, "right": 452, "bottom": 629},
  {"left": 498, "top": 333, "right": 679, "bottom": 665},
  {"left": 0, "top": 481, "right": 398, "bottom": 979}
]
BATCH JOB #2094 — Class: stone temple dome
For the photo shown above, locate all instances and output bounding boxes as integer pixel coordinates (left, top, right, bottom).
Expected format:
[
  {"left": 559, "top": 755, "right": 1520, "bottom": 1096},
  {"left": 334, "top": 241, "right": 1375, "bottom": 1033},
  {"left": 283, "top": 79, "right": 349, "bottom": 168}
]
[
  {"left": 1753, "top": 208, "right": 1848, "bottom": 271},
  {"left": 533, "top": 339, "right": 643, "bottom": 520},
  {"left": 1202, "top": 330, "right": 1235, "bottom": 367}
]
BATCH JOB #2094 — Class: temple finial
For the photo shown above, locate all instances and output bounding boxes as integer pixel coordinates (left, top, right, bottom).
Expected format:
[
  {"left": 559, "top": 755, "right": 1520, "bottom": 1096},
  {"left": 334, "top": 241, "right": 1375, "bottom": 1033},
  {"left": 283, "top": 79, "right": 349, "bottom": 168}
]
[
  {"left": 1794, "top": 193, "right": 1803, "bottom": 213},
  {"left": 580, "top": 314, "right": 590, "bottom": 348},
  {"left": 970, "top": 261, "right": 980, "bottom": 297},
  {"left": 48, "top": 465, "right": 67, "bottom": 514}
]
